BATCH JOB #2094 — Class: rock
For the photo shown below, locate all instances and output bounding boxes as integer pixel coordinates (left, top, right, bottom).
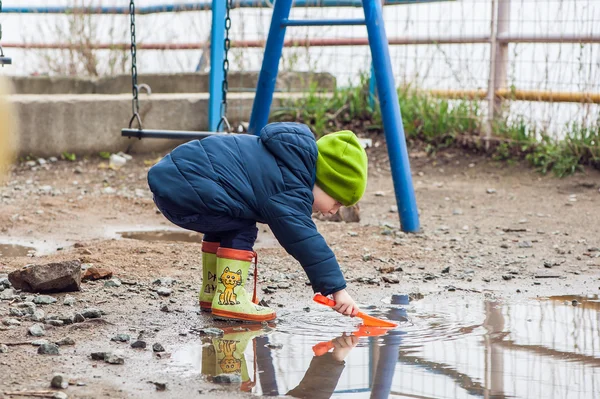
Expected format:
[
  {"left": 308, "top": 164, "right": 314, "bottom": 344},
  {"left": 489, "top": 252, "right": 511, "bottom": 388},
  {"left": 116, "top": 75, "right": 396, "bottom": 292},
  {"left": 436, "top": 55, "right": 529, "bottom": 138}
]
[
  {"left": 389, "top": 205, "right": 398, "bottom": 213},
  {"left": 102, "top": 187, "right": 116, "bottom": 194},
  {"left": 109, "top": 153, "right": 127, "bottom": 169},
  {"left": 8, "top": 260, "right": 82, "bottom": 293},
  {"left": 447, "top": 286, "right": 456, "bottom": 292},
  {"left": 157, "top": 287, "right": 172, "bottom": 296},
  {"left": 0, "top": 344, "right": 8, "bottom": 353},
  {"left": 51, "top": 373, "right": 69, "bottom": 389},
  {"left": 3, "top": 318, "right": 21, "bottom": 326},
  {"left": 46, "top": 320, "right": 64, "bottom": 327},
  {"left": 374, "top": 191, "right": 385, "bottom": 197},
  {"left": 381, "top": 275, "right": 400, "bottom": 284},
  {"left": 213, "top": 373, "right": 242, "bottom": 384},
  {"left": 104, "top": 353, "right": 125, "bottom": 365},
  {"left": 9, "top": 308, "right": 24, "bottom": 317},
  {"left": 57, "top": 314, "right": 75, "bottom": 325},
  {"left": 572, "top": 300, "right": 579, "bottom": 306},
  {"left": 111, "top": 334, "right": 131, "bottom": 343},
  {"left": 81, "top": 308, "right": 102, "bottom": 319},
  {"left": 502, "top": 275, "right": 513, "bottom": 281},
  {"left": 0, "top": 277, "right": 10, "bottom": 288},
  {"left": 63, "top": 295, "right": 76, "bottom": 306},
  {"left": 74, "top": 313, "right": 85, "bottom": 323},
  {"left": 453, "top": 209, "right": 463, "bottom": 215},
  {"left": 153, "top": 277, "right": 176, "bottom": 286},
  {"left": 160, "top": 304, "right": 170, "bottom": 312},
  {"left": 104, "top": 278, "right": 122, "bottom": 288},
  {"left": 486, "top": 188, "right": 497, "bottom": 194},
  {"left": 441, "top": 266, "right": 450, "bottom": 274},
  {"left": 56, "top": 337, "right": 76, "bottom": 346},
  {"left": 53, "top": 393, "right": 68, "bottom": 399},
  {"left": 29, "top": 323, "right": 46, "bottom": 337},
  {"left": 33, "top": 295, "right": 57, "bottom": 305},
  {"left": 152, "top": 343, "right": 165, "bottom": 353},
  {"left": 131, "top": 340, "right": 147, "bottom": 349},
  {"left": 38, "top": 343, "right": 59, "bottom": 355},
  {"left": 0, "top": 288, "right": 16, "bottom": 300},
  {"left": 91, "top": 352, "right": 107, "bottom": 360},
  {"left": 197, "top": 328, "right": 224, "bottom": 337},
  {"left": 153, "top": 381, "right": 167, "bottom": 391},
  {"left": 518, "top": 241, "right": 533, "bottom": 248},
  {"left": 17, "top": 301, "right": 36, "bottom": 315},
  {"left": 31, "top": 339, "right": 50, "bottom": 346},
  {"left": 262, "top": 287, "right": 276, "bottom": 294},
  {"left": 82, "top": 267, "right": 113, "bottom": 281},
  {"left": 277, "top": 282, "right": 291, "bottom": 289}
]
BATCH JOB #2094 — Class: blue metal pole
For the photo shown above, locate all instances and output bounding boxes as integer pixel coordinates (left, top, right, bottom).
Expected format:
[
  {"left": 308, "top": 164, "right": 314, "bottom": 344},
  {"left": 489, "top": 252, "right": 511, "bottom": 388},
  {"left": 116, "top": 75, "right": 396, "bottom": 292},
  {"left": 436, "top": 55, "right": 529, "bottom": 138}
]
[
  {"left": 248, "top": 0, "right": 294, "bottom": 135},
  {"left": 362, "top": 0, "right": 420, "bottom": 232},
  {"left": 208, "top": 0, "right": 226, "bottom": 132},
  {"left": 368, "top": 61, "right": 376, "bottom": 110}
]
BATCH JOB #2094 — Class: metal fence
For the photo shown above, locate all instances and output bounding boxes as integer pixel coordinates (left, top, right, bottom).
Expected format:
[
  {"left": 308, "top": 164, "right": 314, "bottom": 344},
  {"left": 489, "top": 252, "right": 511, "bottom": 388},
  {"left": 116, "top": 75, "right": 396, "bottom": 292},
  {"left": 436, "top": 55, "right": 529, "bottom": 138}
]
[{"left": 0, "top": 0, "right": 599, "bottom": 137}]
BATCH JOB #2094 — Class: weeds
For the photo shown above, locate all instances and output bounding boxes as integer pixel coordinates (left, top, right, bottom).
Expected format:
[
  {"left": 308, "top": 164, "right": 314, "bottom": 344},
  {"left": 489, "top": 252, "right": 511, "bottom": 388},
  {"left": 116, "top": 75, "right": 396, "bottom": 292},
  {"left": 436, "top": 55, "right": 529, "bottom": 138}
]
[{"left": 271, "top": 78, "right": 600, "bottom": 176}]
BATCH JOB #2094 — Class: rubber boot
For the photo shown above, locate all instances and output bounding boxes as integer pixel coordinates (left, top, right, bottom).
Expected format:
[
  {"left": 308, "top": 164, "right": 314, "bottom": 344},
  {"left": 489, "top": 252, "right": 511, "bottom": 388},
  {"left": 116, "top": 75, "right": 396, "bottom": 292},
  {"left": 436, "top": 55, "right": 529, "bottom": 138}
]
[
  {"left": 212, "top": 325, "right": 267, "bottom": 391},
  {"left": 211, "top": 248, "right": 276, "bottom": 322},
  {"left": 199, "top": 241, "right": 219, "bottom": 311}
]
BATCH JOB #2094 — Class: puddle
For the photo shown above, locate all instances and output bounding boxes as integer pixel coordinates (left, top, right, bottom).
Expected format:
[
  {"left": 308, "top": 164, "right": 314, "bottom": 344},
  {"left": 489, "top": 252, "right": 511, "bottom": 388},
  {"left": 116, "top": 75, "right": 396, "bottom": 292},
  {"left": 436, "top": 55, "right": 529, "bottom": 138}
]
[
  {"left": 117, "top": 228, "right": 280, "bottom": 248},
  {"left": 164, "top": 294, "right": 599, "bottom": 398},
  {"left": 0, "top": 243, "right": 36, "bottom": 257}
]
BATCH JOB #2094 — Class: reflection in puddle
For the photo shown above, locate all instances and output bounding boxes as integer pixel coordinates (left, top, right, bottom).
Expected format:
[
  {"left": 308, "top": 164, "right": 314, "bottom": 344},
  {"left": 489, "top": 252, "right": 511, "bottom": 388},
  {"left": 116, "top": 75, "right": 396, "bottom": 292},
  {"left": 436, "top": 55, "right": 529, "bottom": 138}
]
[
  {"left": 167, "top": 294, "right": 600, "bottom": 398},
  {"left": 119, "top": 230, "right": 203, "bottom": 243},
  {"left": 0, "top": 243, "right": 35, "bottom": 257}
]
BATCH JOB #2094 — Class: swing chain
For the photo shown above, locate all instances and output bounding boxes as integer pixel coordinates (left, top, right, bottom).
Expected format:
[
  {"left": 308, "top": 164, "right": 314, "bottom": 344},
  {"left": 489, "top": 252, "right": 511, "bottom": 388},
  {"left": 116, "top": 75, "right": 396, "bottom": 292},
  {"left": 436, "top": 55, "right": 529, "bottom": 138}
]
[
  {"left": 216, "top": 0, "right": 232, "bottom": 133},
  {"left": 128, "top": 0, "right": 142, "bottom": 130},
  {"left": 0, "top": 0, "right": 5, "bottom": 64}
]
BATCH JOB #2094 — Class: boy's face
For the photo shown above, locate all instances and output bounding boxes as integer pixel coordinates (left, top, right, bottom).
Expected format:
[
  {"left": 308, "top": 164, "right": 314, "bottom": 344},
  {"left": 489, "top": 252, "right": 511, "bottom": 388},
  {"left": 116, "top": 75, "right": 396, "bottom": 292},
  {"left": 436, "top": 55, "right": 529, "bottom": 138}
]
[{"left": 312, "top": 184, "right": 343, "bottom": 215}]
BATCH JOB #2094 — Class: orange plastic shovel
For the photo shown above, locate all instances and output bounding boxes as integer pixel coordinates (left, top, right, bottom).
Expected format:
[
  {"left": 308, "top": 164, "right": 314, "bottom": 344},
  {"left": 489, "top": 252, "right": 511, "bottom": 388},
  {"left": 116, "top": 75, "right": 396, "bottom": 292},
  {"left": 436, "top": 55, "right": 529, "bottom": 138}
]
[
  {"left": 313, "top": 294, "right": 398, "bottom": 328},
  {"left": 312, "top": 324, "right": 392, "bottom": 356}
]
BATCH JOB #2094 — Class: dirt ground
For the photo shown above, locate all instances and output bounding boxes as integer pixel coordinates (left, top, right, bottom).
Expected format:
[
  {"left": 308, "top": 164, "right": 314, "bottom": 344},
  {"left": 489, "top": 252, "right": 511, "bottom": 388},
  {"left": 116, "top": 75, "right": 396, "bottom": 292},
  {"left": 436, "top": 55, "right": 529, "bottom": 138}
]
[{"left": 0, "top": 143, "right": 599, "bottom": 399}]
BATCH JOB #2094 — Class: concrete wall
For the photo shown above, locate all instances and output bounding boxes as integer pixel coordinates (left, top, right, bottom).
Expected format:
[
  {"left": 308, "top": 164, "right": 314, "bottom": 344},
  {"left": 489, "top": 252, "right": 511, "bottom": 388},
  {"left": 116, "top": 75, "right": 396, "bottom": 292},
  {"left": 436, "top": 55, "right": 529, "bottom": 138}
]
[
  {"left": 13, "top": 92, "right": 295, "bottom": 157},
  {"left": 10, "top": 72, "right": 335, "bottom": 95}
]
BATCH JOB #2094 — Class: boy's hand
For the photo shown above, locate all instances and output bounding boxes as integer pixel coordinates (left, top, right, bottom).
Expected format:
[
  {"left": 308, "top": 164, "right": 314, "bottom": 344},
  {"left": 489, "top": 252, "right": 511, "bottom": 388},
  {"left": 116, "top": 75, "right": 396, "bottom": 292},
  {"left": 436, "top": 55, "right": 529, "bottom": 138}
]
[
  {"left": 332, "top": 289, "right": 360, "bottom": 317},
  {"left": 331, "top": 333, "right": 359, "bottom": 362}
]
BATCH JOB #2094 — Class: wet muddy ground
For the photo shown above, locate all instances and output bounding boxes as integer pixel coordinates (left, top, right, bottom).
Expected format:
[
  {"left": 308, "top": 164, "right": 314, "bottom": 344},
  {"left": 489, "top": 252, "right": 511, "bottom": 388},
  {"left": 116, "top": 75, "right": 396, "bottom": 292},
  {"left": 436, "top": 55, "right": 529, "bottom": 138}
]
[{"left": 0, "top": 147, "right": 599, "bottom": 398}]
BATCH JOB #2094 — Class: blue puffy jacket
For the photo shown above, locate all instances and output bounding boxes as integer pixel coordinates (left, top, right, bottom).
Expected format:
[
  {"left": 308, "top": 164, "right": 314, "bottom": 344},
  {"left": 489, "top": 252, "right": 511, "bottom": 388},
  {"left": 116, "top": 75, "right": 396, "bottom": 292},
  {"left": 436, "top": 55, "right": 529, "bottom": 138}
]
[{"left": 147, "top": 122, "right": 346, "bottom": 295}]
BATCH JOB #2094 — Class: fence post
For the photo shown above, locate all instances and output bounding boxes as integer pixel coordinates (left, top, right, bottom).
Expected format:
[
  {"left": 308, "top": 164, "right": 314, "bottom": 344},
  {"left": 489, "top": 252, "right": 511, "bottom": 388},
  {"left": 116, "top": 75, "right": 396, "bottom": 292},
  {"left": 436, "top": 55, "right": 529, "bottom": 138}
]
[{"left": 485, "top": 0, "right": 511, "bottom": 143}]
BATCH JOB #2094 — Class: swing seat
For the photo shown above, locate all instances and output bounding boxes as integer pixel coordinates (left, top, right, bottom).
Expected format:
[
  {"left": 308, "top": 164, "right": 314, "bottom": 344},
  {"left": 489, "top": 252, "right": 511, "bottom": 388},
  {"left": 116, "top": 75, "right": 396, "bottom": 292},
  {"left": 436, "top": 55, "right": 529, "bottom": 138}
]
[
  {"left": 121, "top": 128, "right": 227, "bottom": 140},
  {"left": 0, "top": 57, "right": 11, "bottom": 65}
]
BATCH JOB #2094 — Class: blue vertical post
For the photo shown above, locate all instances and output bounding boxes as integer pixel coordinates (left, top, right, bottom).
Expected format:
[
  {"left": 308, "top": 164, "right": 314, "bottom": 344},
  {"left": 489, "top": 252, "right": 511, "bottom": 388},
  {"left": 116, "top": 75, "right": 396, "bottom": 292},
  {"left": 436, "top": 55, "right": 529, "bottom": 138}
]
[
  {"left": 368, "top": 61, "right": 376, "bottom": 110},
  {"left": 208, "top": 0, "right": 226, "bottom": 131},
  {"left": 362, "top": 0, "right": 420, "bottom": 232},
  {"left": 248, "top": 0, "right": 294, "bottom": 135}
]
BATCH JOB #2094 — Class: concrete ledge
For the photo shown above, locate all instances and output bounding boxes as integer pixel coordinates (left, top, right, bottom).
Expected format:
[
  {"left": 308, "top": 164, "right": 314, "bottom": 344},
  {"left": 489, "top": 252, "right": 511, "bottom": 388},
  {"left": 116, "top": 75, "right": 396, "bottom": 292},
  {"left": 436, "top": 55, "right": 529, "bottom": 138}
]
[
  {"left": 10, "top": 72, "right": 336, "bottom": 95},
  {"left": 13, "top": 92, "right": 295, "bottom": 157}
]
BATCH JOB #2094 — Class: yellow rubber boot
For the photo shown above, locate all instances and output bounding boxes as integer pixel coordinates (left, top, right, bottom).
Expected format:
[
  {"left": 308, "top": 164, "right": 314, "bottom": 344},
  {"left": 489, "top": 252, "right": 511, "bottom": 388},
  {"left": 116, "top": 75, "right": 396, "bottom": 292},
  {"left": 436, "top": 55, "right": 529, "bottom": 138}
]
[
  {"left": 211, "top": 248, "right": 276, "bottom": 322},
  {"left": 199, "top": 241, "right": 219, "bottom": 311},
  {"left": 212, "top": 325, "right": 267, "bottom": 391}
]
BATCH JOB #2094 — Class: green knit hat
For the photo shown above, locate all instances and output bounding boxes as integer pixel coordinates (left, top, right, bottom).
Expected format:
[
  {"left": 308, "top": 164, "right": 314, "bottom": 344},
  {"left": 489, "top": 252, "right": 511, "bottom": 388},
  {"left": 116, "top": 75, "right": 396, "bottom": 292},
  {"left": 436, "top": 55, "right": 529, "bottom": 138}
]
[{"left": 315, "top": 130, "right": 368, "bottom": 207}]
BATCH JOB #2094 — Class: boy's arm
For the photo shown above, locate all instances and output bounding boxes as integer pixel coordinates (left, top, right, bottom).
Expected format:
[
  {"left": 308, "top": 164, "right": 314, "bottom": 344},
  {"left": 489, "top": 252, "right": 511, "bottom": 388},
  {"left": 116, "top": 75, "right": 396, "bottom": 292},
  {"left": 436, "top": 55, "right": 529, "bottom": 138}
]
[{"left": 262, "top": 190, "right": 346, "bottom": 296}]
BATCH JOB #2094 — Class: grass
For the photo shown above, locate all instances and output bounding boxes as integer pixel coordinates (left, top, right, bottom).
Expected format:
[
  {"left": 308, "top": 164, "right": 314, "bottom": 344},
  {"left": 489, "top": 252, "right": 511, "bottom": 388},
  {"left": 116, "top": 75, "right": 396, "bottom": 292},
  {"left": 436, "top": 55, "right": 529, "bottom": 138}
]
[{"left": 270, "top": 78, "right": 600, "bottom": 177}]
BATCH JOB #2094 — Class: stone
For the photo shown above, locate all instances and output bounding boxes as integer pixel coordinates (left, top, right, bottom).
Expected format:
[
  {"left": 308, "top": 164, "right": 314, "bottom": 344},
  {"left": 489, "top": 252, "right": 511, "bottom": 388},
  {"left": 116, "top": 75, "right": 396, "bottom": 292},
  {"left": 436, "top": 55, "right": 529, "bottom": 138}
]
[
  {"left": 152, "top": 343, "right": 165, "bottom": 353},
  {"left": 9, "top": 308, "right": 24, "bottom": 317},
  {"left": 31, "top": 339, "right": 50, "bottom": 346},
  {"left": 58, "top": 314, "right": 75, "bottom": 325},
  {"left": 0, "top": 288, "right": 16, "bottom": 300},
  {"left": 31, "top": 309, "right": 46, "bottom": 322},
  {"left": 8, "top": 260, "right": 81, "bottom": 293},
  {"left": 160, "top": 304, "right": 169, "bottom": 312},
  {"left": 441, "top": 266, "right": 450, "bottom": 274},
  {"left": 81, "top": 308, "right": 102, "bottom": 319},
  {"left": 46, "top": 319, "right": 64, "bottom": 327},
  {"left": 0, "top": 277, "right": 10, "bottom": 288},
  {"left": 262, "top": 287, "right": 276, "bottom": 294},
  {"left": 111, "top": 334, "right": 131, "bottom": 343},
  {"left": 153, "top": 381, "right": 167, "bottom": 391},
  {"left": 381, "top": 275, "right": 400, "bottom": 284},
  {"left": 91, "top": 352, "right": 107, "bottom": 360},
  {"left": 17, "top": 302, "right": 36, "bottom": 315},
  {"left": 153, "top": 277, "right": 176, "bottom": 286},
  {"left": 502, "top": 275, "right": 513, "bottom": 281},
  {"left": 3, "top": 318, "right": 21, "bottom": 326},
  {"left": 157, "top": 287, "right": 172, "bottom": 297},
  {"left": 38, "top": 343, "right": 59, "bottom": 355},
  {"left": 51, "top": 373, "right": 69, "bottom": 389},
  {"left": 104, "top": 278, "right": 122, "bottom": 288},
  {"left": 213, "top": 373, "right": 242, "bottom": 384},
  {"left": 518, "top": 241, "right": 533, "bottom": 248},
  {"left": 0, "top": 344, "right": 8, "bottom": 353},
  {"left": 131, "top": 340, "right": 147, "bottom": 349},
  {"left": 63, "top": 295, "right": 76, "bottom": 306},
  {"left": 29, "top": 323, "right": 46, "bottom": 337},
  {"left": 82, "top": 267, "right": 113, "bottom": 281},
  {"left": 53, "top": 393, "right": 68, "bottom": 399},
  {"left": 486, "top": 188, "right": 497, "bottom": 194},
  {"left": 56, "top": 337, "right": 76, "bottom": 346},
  {"left": 104, "top": 353, "right": 125, "bottom": 364},
  {"left": 277, "top": 282, "right": 291, "bottom": 289},
  {"left": 33, "top": 295, "right": 58, "bottom": 305}
]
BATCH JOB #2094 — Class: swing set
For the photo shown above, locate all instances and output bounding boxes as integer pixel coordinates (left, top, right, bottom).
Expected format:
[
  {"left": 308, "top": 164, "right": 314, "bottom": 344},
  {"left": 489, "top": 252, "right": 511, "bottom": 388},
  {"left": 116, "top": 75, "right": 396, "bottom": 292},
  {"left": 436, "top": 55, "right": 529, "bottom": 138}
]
[
  {"left": 2, "top": 0, "right": 420, "bottom": 233},
  {"left": 0, "top": 0, "right": 12, "bottom": 65}
]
